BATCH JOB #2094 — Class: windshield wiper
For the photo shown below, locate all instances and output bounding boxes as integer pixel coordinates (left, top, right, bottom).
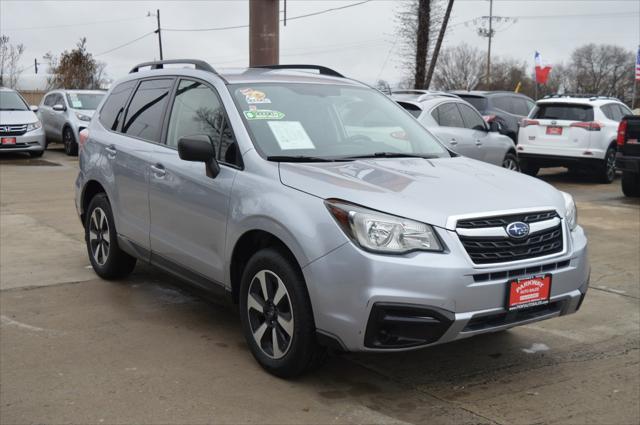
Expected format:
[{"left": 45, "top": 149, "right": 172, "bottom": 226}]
[
  {"left": 346, "top": 152, "right": 438, "bottom": 159},
  {"left": 0, "top": 108, "right": 27, "bottom": 111},
  {"left": 267, "top": 155, "right": 352, "bottom": 163}
]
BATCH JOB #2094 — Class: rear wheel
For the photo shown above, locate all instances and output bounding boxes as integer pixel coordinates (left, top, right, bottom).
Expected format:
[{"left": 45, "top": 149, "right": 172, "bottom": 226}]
[
  {"left": 85, "top": 193, "right": 136, "bottom": 279},
  {"left": 621, "top": 171, "right": 640, "bottom": 197},
  {"left": 63, "top": 127, "right": 78, "bottom": 156},
  {"left": 597, "top": 147, "right": 616, "bottom": 183},
  {"left": 501, "top": 153, "right": 520, "bottom": 172},
  {"left": 239, "top": 248, "right": 325, "bottom": 377}
]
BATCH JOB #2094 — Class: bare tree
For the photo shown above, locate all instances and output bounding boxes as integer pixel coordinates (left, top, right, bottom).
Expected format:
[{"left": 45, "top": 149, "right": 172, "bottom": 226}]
[
  {"left": 432, "top": 43, "right": 485, "bottom": 91},
  {"left": 570, "top": 44, "right": 634, "bottom": 101},
  {"left": 45, "top": 38, "right": 108, "bottom": 89},
  {"left": 0, "top": 35, "right": 26, "bottom": 88}
]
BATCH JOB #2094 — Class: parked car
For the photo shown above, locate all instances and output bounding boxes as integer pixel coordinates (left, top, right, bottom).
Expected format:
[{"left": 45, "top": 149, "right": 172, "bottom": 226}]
[
  {"left": 517, "top": 95, "right": 632, "bottom": 183},
  {"left": 450, "top": 91, "right": 535, "bottom": 143},
  {"left": 38, "top": 89, "right": 105, "bottom": 155},
  {"left": 616, "top": 114, "right": 640, "bottom": 197},
  {"left": 392, "top": 92, "right": 519, "bottom": 170},
  {"left": 76, "top": 60, "right": 589, "bottom": 377},
  {"left": 0, "top": 87, "right": 46, "bottom": 157}
]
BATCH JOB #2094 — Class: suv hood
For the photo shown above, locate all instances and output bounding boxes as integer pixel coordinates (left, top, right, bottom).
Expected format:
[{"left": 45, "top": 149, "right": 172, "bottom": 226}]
[
  {"left": 0, "top": 110, "right": 38, "bottom": 125},
  {"left": 280, "top": 157, "right": 565, "bottom": 229}
]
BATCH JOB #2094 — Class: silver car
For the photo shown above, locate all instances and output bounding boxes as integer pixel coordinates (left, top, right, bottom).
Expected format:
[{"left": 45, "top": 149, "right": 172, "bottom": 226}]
[
  {"left": 0, "top": 87, "right": 46, "bottom": 157},
  {"left": 393, "top": 91, "right": 520, "bottom": 171},
  {"left": 38, "top": 89, "right": 105, "bottom": 156},
  {"left": 75, "top": 60, "right": 589, "bottom": 377}
]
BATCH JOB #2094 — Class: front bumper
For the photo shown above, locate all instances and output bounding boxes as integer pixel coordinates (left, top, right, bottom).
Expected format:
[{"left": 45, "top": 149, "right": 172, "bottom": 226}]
[
  {"left": 303, "top": 223, "right": 589, "bottom": 352},
  {"left": 0, "top": 128, "right": 46, "bottom": 153}
]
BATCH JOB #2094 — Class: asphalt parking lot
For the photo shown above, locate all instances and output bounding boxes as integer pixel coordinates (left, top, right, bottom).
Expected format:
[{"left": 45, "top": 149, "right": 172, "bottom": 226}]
[{"left": 1, "top": 147, "right": 638, "bottom": 425}]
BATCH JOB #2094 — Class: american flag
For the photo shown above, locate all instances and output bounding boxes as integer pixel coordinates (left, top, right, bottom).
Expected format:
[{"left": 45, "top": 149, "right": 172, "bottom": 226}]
[{"left": 636, "top": 46, "right": 640, "bottom": 81}]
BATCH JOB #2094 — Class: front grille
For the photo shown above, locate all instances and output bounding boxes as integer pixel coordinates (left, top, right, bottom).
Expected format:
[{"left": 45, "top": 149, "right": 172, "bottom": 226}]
[
  {"left": 456, "top": 210, "right": 558, "bottom": 229},
  {"left": 472, "top": 260, "right": 570, "bottom": 282},
  {"left": 463, "top": 301, "right": 563, "bottom": 332},
  {"left": 0, "top": 124, "right": 28, "bottom": 136}
]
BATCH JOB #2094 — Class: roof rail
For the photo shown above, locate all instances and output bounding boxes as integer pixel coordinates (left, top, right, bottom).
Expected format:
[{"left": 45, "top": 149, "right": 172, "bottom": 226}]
[
  {"left": 542, "top": 93, "right": 621, "bottom": 101},
  {"left": 253, "top": 64, "right": 344, "bottom": 78},
  {"left": 129, "top": 59, "right": 218, "bottom": 74}
]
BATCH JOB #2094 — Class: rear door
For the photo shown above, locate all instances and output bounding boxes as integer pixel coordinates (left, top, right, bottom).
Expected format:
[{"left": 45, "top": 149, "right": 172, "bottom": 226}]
[
  {"left": 429, "top": 102, "right": 478, "bottom": 159},
  {"left": 457, "top": 102, "right": 500, "bottom": 164},
  {"left": 525, "top": 102, "right": 595, "bottom": 153}
]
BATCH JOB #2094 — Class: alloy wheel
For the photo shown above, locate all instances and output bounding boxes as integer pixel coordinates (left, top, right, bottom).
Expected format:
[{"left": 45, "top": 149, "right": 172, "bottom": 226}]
[
  {"left": 502, "top": 158, "right": 519, "bottom": 171},
  {"left": 606, "top": 150, "right": 616, "bottom": 182},
  {"left": 89, "top": 207, "right": 110, "bottom": 266},
  {"left": 246, "top": 269, "right": 294, "bottom": 359},
  {"left": 64, "top": 129, "right": 72, "bottom": 154}
]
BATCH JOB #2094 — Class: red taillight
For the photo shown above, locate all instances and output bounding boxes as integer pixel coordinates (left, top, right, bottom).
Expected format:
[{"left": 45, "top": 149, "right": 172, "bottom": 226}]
[
  {"left": 617, "top": 119, "right": 627, "bottom": 146},
  {"left": 483, "top": 114, "right": 496, "bottom": 123},
  {"left": 79, "top": 129, "right": 89, "bottom": 150},
  {"left": 521, "top": 119, "right": 539, "bottom": 127},
  {"left": 570, "top": 121, "right": 603, "bottom": 131}
]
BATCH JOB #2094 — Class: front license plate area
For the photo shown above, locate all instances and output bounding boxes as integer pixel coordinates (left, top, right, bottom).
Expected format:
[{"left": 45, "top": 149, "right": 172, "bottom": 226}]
[
  {"left": 507, "top": 274, "right": 552, "bottom": 311},
  {"left": 1, "top": 137, "right": 17, "bottom": 145},
  {"left": 546, "top": 126, "right": 563, "bottom": 135}
]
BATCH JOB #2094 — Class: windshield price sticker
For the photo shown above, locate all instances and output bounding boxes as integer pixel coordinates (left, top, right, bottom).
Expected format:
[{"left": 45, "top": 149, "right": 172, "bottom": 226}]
[
  {"left": 239, "top": 88, "right": 271, "bottom": 104},
  {"left": 244, "top": 110, "right": 285, "bottom": 120},
  {"left": 267, "top": 121, "right": 315, "bottom": 150}
]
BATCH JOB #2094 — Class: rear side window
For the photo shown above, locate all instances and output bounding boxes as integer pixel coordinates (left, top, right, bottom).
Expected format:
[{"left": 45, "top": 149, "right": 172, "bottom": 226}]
[
  {"left": 600, "top": 104, "right": 614, "bottom": 120},
  {"left": 433, "top": 103, "right": 465, "bottom": 128},
  {"left": 99, "top": 81, "right": 137, "bottom": 131},
  {"left": 457, "top": 103, "right": 486, "bottom": 130},
  {"left": 617, "top": 104, "right": 632, "bottom": 117},
  {"left": 457, "top": 95, "right": 487, "bottom": 112},
  {"left": 493, "top": 96, "right": 514, "bottom": 114},
  {"left": 533, "top": 103, "right": 594, "bottom": 122},
  {"left": 122, "top": 79, "right": 174, "bottom": 142},
  {"left": 511, "top": 98, "right": 531, "bottom": 116}
]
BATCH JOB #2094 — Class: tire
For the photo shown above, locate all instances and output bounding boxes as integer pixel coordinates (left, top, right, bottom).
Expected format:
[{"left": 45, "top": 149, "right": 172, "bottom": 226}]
[
  {"left": 501, "top": 152, "right": 520, "bottom": 172},
  {"left": 85, "top": 193, "right": 136, "bottom": 279},
  {"left": 63, "top": 127, "right": 78, "bottom": 156},
  {"left": 597, "top": 146, "right": 616, "bottom": 184},
  {"left": 521, "top": 161, "right": 539, "bottom": 176},
  {"left": 29, "top": 150, "right": 44, "bottom": 158},
  {"left": 239, "top": 248, "right": 326, "bottom": 378},
  {"left": 621, "top": 171, "right": 640, "bottom": 197}
]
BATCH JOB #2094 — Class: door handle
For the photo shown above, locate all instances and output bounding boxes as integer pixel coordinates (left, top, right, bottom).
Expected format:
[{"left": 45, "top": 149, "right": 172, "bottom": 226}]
[
  {"left": 475, "top": 139, "right": 483, "bottom": 146},
  {"left": 105, "top": 145, "right": 117, "bottom": 158},
  {"left": 449, "top": 138, "right": 458, "bottom": 146},
  {"left": 150, "top": 164, "right": 166, "bottom": 178}
]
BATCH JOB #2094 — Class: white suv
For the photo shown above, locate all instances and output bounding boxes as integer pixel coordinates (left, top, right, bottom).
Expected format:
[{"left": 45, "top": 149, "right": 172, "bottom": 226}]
[{"left": 517, "top": 95, "right": 632, "bottom": 183}]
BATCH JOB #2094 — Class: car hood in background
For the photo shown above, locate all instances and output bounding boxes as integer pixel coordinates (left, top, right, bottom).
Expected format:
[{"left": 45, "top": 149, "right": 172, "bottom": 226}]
[
  {"left": 0, "top": 110, "right": 39, "bottom": 125},
  {"left": 280, "top": 157, "right": 564, "bottom": 229}
]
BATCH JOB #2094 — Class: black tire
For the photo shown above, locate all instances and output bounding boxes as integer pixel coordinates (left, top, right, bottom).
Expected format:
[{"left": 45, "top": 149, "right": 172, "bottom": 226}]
[
  {"left": 29, "top": 150, "right": 44, "bottom": 158},
  {"left": 597, "top": 146, "right": 616, "bottom": 184},
  {"left": 621, "top": 171, "right": 640, "bottom": 197},
  {"left": 63, "top": 127, "right": 78, "bottom": 156},
  {"left": 521, "top": 161, "right": 539, "bottom": 176},
  {"left": 84, "top": 193, "right": 136, "bottom": 279},
  {"left": 239, "top": 248, "right": 326, "bottom": 378},
  {"left": 501, "top": 152, "right": 520, "bottom": 172}
]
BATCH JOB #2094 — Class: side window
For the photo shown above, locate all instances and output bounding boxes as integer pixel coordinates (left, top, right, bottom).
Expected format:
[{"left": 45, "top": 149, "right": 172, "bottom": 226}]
[
  {"left": 512, "top": 98, "right": 530, "bottom": 116},
  {"left": 167, "top": 79, "right": 241, "bottom": 166},
  {"left": 122, "top": 78, "right": 173, "bottom": 142},
  {"left": 53, "top": 94, "right": 64, "bottom": 106},
  {"left": 600, "top": 105, "right": 613, "bottom": 120},
  {"left": 43, "top": 94, "right": 56, "bottom": 106},
  {"left": 99, "top": 81, "right": 137, "bottom": 131},
  {"left": 435, "top": 103, "right": 465, "bottom": 128},
  {"left": 457, "top": 103, "right": 486, "bottom": 130},
  {"left": 617, "top": 104, "right": 633, "bottom": 117},
  {"left": 525, "top": 99, "right": 536, "bottom": 113}
]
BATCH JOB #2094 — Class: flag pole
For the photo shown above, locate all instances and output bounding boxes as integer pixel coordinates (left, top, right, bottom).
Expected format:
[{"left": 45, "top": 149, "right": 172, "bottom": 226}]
[{"left": 633, "top": 79, "right": 637, "bottom": 110}]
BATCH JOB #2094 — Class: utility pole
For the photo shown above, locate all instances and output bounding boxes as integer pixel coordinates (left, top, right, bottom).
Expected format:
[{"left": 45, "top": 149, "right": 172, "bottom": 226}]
[
  {"left": 425, "top": 0, "right": 454, "bottom": 89},
  {"left": 249, "top": 0, "right": 279, "bottom": 66},
  {"left": 486, "top": 0, "right": 493, "bottom": 85},
  {"left": 414, "top": 0, "right": 431, "bottom": 89},
  {"left": 34, "top": 58, "right": 39, "bottom": 74},
  {"left": 148, "top": 10, "right": 163, "bottom": 60}
]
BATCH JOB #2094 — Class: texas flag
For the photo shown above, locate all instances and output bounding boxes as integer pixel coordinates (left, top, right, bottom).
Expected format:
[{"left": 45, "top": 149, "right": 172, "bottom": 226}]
[{"left": 535, "top": 51, "right": 552, "bottom": 84}]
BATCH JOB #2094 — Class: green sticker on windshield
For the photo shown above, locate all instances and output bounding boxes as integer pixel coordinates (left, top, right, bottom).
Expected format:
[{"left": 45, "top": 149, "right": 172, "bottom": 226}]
[{"left": 244, "top": 109, "right": 285, "bottom": 120}]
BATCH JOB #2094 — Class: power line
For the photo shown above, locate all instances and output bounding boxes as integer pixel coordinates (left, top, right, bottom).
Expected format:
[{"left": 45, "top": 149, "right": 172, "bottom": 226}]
[
  {"left": 95, "top": 31, "right": 155, "bottom": 57},
  {"left": 2, "top": 16, "right": 146, "bottom": 31},
  {"left": 163, "top": 0, "right": 372, "bottom": 32}
]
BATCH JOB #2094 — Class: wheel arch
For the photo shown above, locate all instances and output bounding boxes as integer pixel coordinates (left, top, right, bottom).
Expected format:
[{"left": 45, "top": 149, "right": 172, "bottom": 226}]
[{"left": 80, "top": 180, "right": 107, "bottom": 224}]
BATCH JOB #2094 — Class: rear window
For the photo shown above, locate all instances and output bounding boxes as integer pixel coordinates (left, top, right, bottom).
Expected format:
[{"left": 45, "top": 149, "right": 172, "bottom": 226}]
[
  {"left": 397, "top": 101, "right": 422, "bottom": 118},
  {"left": 457, "top": 95, "right": 487, "bottom": 112},
  {"left": 532, "top": 103, "right": 594, "bottom": 122}
]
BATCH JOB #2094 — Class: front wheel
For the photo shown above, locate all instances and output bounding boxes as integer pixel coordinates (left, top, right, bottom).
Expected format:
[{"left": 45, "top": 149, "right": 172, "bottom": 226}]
[
  {"left": 621, "top": 171, "right": 640, "bottom": 197},
  {"left": 63, "top": 127, "right": 78, "bottom": 156},
  {"left": 597, "top": 147, "right": 616, "bottom": 183},
  {"left": 239, "top": 248, "right": 325, "bottom": 378},
  {"left": 502, "top": 153, "right": 520, "bottom": 172}
]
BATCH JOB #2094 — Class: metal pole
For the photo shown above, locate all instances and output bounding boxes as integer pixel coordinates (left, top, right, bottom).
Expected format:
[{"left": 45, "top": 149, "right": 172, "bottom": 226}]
[
  {"left": 633, "top": 79, "right": 637, "bottom": 110},
  {"left": 249, "top": 0, "right": 279, "bottom": 66},
  {"left": 486, "top": 0, "right": 493, "bottom": 85},
  {"left": 156, "top": 9, "right": 163, "bottom": 60}
]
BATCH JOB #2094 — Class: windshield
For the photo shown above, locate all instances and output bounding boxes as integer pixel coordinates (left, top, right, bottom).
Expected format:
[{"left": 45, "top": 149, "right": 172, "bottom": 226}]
[
  {"left": 0, "top": 91, "right": 29, "bottom": 111},
  {"left": 230, "top": 83, "right": 449, "bottom": 160},
  {"left": 457, "top": 95, "right": 487, "bottom": 112},
  {"left": 66, "top": 92, "right": 104, "bottom": 110}
]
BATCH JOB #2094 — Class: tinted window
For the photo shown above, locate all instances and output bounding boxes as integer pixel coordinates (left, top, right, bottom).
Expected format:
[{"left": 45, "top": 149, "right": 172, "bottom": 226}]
[
  {"left": 122, "top": 79, "right": 173, "bottom": 142},
  {"left": 492, "top": 96, "right": 514, "bottom": 113},
  {"left": 434, "top": 103, "right": 465, "bottom": 128},
  {"left": 0, "top": 91, "right": 28, "bottom": 111},
  {"left": 511, "top": 98, "right": 530, "bottom": 116},
  {"left": 457, "top": 103, "right": 486, "bottom": 130},
  {"left": 99, "top": 81, "right": 137, "bottom": 131},
  {"left": 600, "top": 104, "right": 614, "bottom": 120},
  {"left": 397, "top": 101, "right": 422, "bottom": 118},
  {"left": 532, "top": 103, "right": 594, "bottom": 122},
  {"left": 43, "top": 94, "right": 56, "bottom": 106},
  {"left": 617, "top": 104, "right": 633, "bottom": 117},
  {"left": 525, "top": 99, "right": 536, "bottom": 112},
  {"left": 457, "top": 95, "right": 487, "bottom": 112}
]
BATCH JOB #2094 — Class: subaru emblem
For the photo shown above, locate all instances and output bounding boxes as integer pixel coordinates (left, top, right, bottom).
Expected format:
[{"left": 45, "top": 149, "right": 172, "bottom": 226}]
[{"left": 506, "top": 222, "right": 529, "bottom": 239}]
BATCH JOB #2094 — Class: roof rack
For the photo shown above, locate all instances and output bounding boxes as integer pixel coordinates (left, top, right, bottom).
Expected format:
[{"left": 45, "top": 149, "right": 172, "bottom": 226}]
[
  {"left": 542, "top": 93, "right": 621, "bottom": 101},
  {"left": 253, "top": 64, "right": 344, "bottom": 78},
  {"left": 129, "top": 59, "right": 218, "bottom": 74},
  {"left": 391, "top": 89, "right": 459, "bottom": 101}
]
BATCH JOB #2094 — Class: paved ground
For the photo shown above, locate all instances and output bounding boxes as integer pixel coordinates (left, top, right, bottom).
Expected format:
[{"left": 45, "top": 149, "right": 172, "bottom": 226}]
[{"left": 1, "top": 148, "right": 638, "bottom": 425}]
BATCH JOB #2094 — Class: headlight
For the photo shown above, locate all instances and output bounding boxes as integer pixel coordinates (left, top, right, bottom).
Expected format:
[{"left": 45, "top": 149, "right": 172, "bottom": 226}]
[
  {"left": 325, "top": 199, "right": 443, "bottom": 254},
  {"left": 75, "top": 112, "right": 92, "bottom": 122},
  {"left": 561, "top": 191, "right": 578, "bottom": 231},
  {"left": 26, "top": 121, "right": 41, "bottom": 132}
]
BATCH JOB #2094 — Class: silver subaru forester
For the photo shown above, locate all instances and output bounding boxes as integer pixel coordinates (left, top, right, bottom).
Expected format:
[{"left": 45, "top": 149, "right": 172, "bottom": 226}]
[{"left": 75, "top": 60, "right": 589, "bottom": 377}]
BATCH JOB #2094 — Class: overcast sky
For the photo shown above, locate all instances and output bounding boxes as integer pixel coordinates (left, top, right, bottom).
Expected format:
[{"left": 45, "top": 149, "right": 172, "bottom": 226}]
[{"left": 1, "top": 0, "right": 638, "bottom": 86}]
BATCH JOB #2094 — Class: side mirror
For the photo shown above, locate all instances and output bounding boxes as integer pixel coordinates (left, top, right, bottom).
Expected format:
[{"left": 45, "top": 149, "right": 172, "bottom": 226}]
[
  {"left": 52, "top": 104, "right": 66, "bottom": 112},
  {"left": 30, "top": 105, "right": 39, "bottom": 112},
  {"left": 177, "top": 135, "right": 220, "bottom": 178},
  {"left": 488, "top": 120, "right": 501, "bottom": 132}
]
